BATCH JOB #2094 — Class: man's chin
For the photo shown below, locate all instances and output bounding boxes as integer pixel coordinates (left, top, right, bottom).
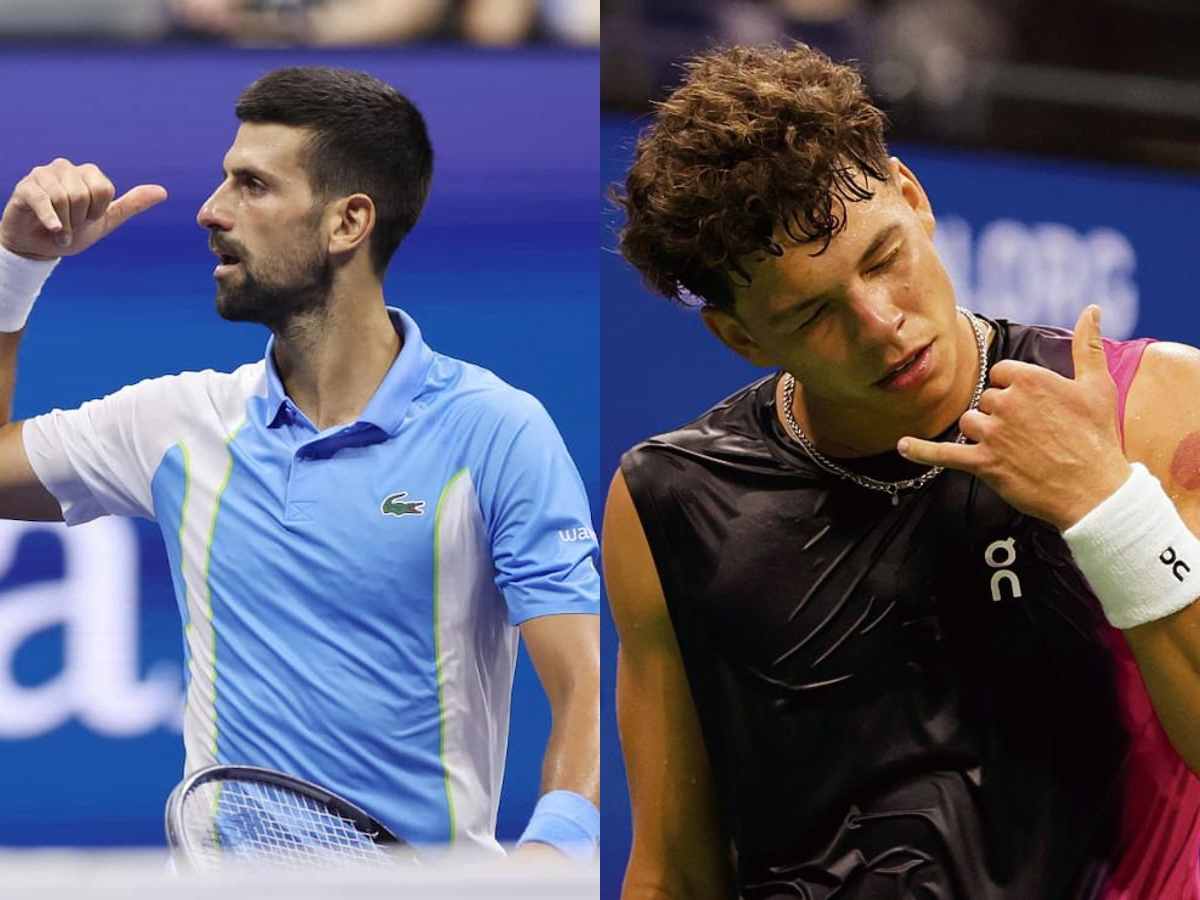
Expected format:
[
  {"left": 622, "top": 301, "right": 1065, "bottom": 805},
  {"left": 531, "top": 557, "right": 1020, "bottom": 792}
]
[{"left": 215, "top": 291, "right": 268, "bottom": 324}]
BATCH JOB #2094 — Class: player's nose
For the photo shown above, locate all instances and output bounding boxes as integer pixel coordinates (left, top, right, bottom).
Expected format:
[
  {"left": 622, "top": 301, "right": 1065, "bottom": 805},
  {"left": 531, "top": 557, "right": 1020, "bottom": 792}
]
[
  {"left": 848, "top": 286, "right": 906, "bottom": 343},
  {"left": 196, "top": 185, "right": 232, "bottom": 231}
]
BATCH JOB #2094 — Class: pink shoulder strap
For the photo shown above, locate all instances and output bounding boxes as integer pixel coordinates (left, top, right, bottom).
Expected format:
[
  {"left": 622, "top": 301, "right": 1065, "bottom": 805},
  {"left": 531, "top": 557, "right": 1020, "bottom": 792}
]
[{"left": 1102, "top": 337, "right": 1155, "bottom": 450}]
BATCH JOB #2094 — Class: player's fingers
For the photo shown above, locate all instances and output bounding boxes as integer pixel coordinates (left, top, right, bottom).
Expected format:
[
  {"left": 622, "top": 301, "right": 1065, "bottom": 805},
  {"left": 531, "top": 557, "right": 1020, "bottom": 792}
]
[
  {"left": 78, "top": 164, "right": 116, "bottom": 222},
  {"left": 977, "top": 387, "right": 1004, "bottom": 415},
  {"left": 104, "top": 184, "right": 168, "bottom": 231},
  {"left": 897, "top": 435, "right": 982, "bottom": 473},
  {"left": 11, "top": 181, "right": 63, "bottom": 233},
  {"left": 988, "top": 358, "right": 1043, "bottom": 389},
  {"left": 958, "top": 408, "right": 990, "bottom": 443},
  {"left": 30, "top": 170, "right": 72, "bottom": 244},
  {"left": 57, "top": 168, "right": 92, "bottom": 235}
]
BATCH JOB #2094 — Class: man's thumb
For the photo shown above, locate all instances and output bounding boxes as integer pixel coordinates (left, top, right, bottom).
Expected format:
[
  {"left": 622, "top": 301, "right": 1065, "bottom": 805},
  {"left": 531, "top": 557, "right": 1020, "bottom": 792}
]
[
  {"left": 1070, "top": 303, "right": 1105, "bottom": 380},
  {"left": 105, "top": 184, "right": 168, "bottom": 232}
]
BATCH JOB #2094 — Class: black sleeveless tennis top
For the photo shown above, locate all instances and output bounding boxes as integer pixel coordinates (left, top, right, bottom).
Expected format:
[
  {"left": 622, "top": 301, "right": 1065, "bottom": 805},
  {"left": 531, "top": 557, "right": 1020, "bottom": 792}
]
[{"left": 621, "top": 319, "right": 1200, "bottom": 900}]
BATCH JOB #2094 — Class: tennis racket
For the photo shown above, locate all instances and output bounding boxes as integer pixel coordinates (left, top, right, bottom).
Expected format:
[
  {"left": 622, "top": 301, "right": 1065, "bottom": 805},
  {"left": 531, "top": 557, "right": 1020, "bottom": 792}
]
[{"left": 165, "top": 764, "right": 410, "bottom": 870}]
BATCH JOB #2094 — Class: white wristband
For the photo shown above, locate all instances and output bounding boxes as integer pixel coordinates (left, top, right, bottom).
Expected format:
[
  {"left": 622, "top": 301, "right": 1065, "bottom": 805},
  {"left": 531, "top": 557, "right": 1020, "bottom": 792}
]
[
  {"left": 0, "top": 243, "right": 58, "bottom": 332},
  {"left": 1062, "top": 463, "right": 1200, "bottom": 629}
]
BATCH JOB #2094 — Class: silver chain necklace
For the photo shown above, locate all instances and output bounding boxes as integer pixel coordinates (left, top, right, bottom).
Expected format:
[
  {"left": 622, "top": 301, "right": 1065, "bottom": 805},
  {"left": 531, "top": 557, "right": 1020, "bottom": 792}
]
[{"left": 780, "top": 307, "right": 989, "bottom": 506}]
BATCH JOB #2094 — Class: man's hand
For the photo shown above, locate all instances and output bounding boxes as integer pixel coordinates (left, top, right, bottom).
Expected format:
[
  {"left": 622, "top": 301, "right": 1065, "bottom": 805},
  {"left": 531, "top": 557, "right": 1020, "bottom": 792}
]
[
  {"left": 0, "top": 159, "right": 166, "bottom": 261},
  {"left": 898, "top": 305, "right": 1132, "bottom": 531}
]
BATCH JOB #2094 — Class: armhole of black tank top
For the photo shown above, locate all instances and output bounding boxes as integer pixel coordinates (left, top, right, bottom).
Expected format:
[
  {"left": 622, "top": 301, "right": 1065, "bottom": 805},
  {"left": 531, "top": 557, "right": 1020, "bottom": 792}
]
[{"left": 620, "top": 449, "right": 693, "bottom": 602}]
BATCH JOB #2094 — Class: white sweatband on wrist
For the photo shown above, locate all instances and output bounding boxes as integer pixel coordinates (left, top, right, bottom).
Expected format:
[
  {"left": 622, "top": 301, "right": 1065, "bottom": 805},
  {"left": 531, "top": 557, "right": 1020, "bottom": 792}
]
[
  {"left": 1062, "top": 462, "right": 1200, "bottom": 629},
  {"left": 0, "top": 243, "right": 58, "bottom": 332},
  {"left": 516, "top": 789, "right": 599, "bottom": 861}
]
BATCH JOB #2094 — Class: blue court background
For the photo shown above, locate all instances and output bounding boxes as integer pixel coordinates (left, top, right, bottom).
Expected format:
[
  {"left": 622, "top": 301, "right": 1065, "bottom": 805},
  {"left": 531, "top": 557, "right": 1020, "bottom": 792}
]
[
  {"left": 601, "top": 113, "right": 1200, "bottom": 896},
  {"left": 0, "top": 47, "right": 596, "bottom": 846}
]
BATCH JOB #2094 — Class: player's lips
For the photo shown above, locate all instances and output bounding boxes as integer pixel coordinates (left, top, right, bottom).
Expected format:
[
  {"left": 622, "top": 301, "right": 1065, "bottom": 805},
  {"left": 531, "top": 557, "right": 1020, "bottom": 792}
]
[
  {"left": 211, "top": 247, "right": 243, "bottom": 278},
  {"left": 875, "top": 341, "right": 934, "bottom": 390}
]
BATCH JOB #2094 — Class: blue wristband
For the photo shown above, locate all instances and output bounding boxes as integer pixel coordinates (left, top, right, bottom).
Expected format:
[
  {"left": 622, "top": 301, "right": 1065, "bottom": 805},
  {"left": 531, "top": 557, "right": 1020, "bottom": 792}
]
[{"left": 516, "top": 790, "right": 600, "bottom": 861}]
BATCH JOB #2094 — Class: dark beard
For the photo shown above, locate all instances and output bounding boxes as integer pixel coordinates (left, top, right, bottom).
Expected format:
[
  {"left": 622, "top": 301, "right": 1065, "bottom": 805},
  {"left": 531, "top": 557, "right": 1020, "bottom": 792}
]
[{"left": 215, "top": 248, "right": 334, "bottom": 332}]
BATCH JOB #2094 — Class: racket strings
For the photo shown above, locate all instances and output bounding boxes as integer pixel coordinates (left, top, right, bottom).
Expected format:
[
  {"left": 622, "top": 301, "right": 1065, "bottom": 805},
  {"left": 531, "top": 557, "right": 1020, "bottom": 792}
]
[{"left": 181, "top": 779, "right": 391, "bottom": 869}]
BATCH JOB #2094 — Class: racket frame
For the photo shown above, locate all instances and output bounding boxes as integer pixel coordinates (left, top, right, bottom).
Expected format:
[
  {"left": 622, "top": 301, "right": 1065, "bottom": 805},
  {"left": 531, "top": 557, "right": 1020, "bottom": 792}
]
[{"left": 165, "top": 763, "right": 402, "bottom": 866}]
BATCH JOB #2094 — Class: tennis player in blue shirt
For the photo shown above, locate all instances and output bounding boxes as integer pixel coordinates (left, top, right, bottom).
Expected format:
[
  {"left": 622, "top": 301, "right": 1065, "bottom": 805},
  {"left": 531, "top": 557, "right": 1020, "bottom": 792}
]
[{"left": 0, "top": 67, "right": 600, "bottom": 860}]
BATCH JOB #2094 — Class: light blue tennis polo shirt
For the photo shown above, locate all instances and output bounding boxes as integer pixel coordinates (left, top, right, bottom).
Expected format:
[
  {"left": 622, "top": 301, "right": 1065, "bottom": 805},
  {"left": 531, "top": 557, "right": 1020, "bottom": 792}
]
[{"left": 22, "top": 307, "right": 600, "bottom": 853}]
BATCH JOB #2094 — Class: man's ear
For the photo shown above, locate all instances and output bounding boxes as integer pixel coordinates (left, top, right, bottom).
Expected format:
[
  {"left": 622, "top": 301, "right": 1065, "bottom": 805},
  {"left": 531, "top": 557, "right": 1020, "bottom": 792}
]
[
  {"left": 327, "top": 193, "right": 375, "bottom": 256},
  {"left": 889, "top": 156, "right": 935, "bottom": 239},
  {"left": 701, "top": 306, "right": 776, "bottom": 368}
]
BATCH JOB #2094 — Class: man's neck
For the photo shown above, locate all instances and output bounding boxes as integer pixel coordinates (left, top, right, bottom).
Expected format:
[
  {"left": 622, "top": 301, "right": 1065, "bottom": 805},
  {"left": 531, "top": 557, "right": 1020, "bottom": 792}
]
[
  {"left": 271, "top": 286, "right": 401, "bottom": 431},
  {"left": 784, "top": 312, "right": 990, "bottom": 459}
]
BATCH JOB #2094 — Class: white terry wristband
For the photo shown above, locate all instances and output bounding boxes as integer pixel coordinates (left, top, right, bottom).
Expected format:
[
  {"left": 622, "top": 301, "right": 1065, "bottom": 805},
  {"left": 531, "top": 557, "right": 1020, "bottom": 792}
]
[
  {"left": 0, "top": 243, "right": 58, "bottom": 332},
  {"left": 1062, "top": 462, "right": 1200, "bottom": 629}
]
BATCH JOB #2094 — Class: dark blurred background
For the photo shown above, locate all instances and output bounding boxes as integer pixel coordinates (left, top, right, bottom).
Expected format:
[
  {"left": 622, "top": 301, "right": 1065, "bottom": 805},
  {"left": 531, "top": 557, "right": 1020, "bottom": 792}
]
[
  {"left": 603, "top": 0, "right": 1200, "bottom": 170},
  {"left": 0, "top": 0, "right": 596, "bottom": 47}
]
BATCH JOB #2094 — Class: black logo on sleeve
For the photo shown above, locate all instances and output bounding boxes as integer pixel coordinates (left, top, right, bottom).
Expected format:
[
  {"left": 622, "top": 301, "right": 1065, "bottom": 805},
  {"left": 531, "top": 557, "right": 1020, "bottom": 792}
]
[{"left": 1160, "top": 546, "right": 1191, "bottom": 582}]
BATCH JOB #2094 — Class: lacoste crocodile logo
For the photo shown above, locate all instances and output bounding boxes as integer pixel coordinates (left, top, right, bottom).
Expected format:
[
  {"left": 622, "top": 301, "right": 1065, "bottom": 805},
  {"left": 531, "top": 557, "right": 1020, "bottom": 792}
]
[{"left": 381, "top": 492, "right": 426, "bottom": 518}]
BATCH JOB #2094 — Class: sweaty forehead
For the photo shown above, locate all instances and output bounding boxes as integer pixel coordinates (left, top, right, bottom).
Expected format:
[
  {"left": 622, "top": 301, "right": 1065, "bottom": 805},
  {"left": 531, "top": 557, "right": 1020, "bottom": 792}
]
[
  {"left": 224, "top": 122, "right": 312, "bottom": 180},
  {"left": 738, "top": 194, "right": 896, "bottom": 298}
]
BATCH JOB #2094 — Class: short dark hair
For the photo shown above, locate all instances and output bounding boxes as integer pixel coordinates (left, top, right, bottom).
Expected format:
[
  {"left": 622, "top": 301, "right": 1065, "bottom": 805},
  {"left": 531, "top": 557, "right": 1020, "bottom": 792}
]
[
  {"left": 614, "top": 43, "right": 891, "bottom": 311},
  {"left": 236, "top": 66, "right": 434, "bottom": 275}
]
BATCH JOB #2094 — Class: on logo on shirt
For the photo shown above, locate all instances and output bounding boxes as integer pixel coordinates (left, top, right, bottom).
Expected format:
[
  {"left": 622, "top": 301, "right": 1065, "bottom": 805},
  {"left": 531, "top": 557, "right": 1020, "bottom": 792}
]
[{"left": 985, "top": 537, "right": 1023, "bottom": 602}]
